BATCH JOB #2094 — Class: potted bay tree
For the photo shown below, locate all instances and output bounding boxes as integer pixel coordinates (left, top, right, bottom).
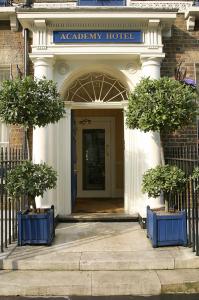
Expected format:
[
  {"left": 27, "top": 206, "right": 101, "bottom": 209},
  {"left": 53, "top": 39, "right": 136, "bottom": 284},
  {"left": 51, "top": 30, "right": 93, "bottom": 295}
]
[
  {"left": 126, "top": 76, "right": 198, "bottom": 247},
  {"left": 6, "top": 161, "right": 57, "bottom": 245},
  {"left": 0, "top": 76, "right": 65, "bottom": 245},
  {"left": 142, "top": 165, "right": 187, "bottom": 247}
]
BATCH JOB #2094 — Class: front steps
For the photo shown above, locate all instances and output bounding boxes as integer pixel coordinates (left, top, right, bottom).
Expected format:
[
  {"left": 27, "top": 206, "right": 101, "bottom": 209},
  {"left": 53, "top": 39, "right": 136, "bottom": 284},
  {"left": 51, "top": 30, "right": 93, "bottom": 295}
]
[
  {"left": 1, "top": 248, "right": 199, "bottom": 296},
  {"left": 1, "top": 222, "right": 199, "bottom": 296}
]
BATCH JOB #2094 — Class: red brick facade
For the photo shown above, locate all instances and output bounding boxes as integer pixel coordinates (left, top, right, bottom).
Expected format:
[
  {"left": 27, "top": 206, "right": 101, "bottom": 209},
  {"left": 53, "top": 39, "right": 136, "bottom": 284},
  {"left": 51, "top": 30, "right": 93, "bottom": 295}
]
[
  {"left": 161, "top": 14, "right": 198, "bottom": 147},
  {"left": 0, "top": 22, "right": 25, "bottom": 147}
]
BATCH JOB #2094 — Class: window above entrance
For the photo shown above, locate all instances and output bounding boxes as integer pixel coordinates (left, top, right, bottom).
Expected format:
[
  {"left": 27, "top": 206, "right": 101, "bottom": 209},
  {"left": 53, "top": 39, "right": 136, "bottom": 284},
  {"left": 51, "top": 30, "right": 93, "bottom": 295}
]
[
  {"left": 65, "top": 73, "right": 128, "bottom": 103},
  {"left": 78, "top": 0, "right": 126, "bottom": 7}
]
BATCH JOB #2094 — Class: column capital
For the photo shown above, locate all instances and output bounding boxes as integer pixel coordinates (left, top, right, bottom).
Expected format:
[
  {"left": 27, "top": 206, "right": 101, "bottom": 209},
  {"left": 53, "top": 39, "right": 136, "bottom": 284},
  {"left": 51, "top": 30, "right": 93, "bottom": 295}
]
[
  {"left": 30, "top": 55, "right": 55, "bottom": 80},
  {"left": 140, "top": 55, "right": 164, "bottom": 66},
  {"left": 29, "top": 55, "right": 55, "bottom": 67},
  {"left": 140, "top": 55, "right": 164, "bottom": 80}
]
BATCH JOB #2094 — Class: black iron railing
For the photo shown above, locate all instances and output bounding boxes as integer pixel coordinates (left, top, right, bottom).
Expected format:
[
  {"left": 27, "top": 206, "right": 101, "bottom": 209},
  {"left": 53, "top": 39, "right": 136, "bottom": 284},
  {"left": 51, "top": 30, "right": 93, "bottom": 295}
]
[
  {"left": 165, "top": 145, "right": 199, "bottom": 255},
  {"left": 0, "top": 147, "right": 27, "bottom": 253}
]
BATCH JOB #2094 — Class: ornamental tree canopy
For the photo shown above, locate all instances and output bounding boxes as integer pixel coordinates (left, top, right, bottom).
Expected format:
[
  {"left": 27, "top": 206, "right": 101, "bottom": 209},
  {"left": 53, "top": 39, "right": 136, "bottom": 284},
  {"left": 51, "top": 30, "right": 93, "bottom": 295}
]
[
  {"left": 6, "top": 160, "right": 57, "bottom": 198},
  {"left": 0, "top": 76, "right": 65, "bottom": 128},
  {"left": 142, "top": 165, "right": 186, "bottom": 199},
  {"left": 126, "top": 77, "right": 198, "bottom": 133}
]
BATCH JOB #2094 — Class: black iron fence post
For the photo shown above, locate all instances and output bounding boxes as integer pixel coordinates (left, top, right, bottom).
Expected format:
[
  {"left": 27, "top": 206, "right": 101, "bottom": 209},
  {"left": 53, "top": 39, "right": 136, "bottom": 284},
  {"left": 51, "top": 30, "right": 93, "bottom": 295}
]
[
  {"left": 165, "top": 145, "right": 199, "bottom": 255},
  {"left": 0, "top": 147, "right": 27, "bottom": 253}
]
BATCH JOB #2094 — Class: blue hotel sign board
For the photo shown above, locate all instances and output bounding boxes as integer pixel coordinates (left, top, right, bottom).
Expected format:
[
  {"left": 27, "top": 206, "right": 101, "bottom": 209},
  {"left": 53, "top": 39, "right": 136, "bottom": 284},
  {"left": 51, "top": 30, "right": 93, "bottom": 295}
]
[{"left": 53, "top": 30, "right": 142, "bottom": 43}]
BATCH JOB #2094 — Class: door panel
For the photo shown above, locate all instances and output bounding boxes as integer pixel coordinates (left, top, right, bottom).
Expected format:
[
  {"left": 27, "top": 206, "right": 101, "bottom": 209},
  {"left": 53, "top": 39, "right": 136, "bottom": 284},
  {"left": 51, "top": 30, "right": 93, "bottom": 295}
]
[
  {"left": 76, "top": 118, "right": 112, "bottom": 198},
  {"left": 83, "top": 129, "right": 105, "bottom": 191}
]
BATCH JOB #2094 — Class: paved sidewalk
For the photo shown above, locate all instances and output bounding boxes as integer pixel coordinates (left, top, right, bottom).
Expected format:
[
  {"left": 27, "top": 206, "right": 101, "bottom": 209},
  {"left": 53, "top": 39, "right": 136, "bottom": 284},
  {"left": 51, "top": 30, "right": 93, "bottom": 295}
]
[{"left": 0, "top": 222, "right": 198, "bottom": 296}]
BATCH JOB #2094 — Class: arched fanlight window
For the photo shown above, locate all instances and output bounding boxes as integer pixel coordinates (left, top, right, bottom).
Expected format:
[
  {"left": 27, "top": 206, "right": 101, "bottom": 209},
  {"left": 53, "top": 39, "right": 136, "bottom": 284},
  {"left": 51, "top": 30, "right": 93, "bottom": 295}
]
[{"left": 65, "top": 73, "right": 128, "bottom": 102}]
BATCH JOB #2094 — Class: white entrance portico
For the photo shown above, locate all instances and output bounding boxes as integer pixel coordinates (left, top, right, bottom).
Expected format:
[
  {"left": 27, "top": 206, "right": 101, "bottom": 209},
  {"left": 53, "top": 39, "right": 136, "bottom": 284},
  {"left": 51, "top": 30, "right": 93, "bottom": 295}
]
[{"left": 17, "top": 6, "right": 176, "bottom": 217}]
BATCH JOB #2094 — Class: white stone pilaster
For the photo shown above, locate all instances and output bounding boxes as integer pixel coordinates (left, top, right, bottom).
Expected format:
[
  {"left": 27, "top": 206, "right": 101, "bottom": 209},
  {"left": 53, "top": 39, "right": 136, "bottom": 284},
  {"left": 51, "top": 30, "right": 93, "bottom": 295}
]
[
  {"left": 56, "top": 108, "right": 72, "bottom": 216},
  {"left": 34, "top": 20, "right": 47, "bottom": 50}
]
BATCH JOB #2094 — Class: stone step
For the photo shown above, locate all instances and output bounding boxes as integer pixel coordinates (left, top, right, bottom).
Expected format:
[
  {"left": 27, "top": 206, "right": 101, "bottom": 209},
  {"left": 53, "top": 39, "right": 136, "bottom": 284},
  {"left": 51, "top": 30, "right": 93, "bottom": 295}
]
[
  {"left": 58, "top": 213, "right": 139, "bottom": 222},
  {"left": 3, "top": 249, "right": 199, "bottom": 271},
  {"left": 0, "top": 270, "right": 161, "bottom": 296},
  {"left": 0, "top": 269, "right": 198, "bottom": 296},
  {"left": 3, "top": 250, "right": 173, "bottom": 271},
  {"left": 157, "top": 269, "right": 199, "bottom": 294}
]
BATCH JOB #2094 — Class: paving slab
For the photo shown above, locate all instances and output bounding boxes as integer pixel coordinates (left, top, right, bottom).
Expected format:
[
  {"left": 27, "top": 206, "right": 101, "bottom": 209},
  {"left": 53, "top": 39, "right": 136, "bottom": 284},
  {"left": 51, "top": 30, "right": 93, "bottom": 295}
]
[
  {"left": 157, "top": 269, "right": 199, "bottom": 294},
  {"left": 0, "top": 270, "right": 91, "bottom": 296},
  {"left": 91, "top": 270, "right": 161, "bottom": 296},
  {"left": 80, "top": 250, "right": 174, "bottom": 270},
  {"left": 53, "top": 222, "right": 153, "bottom": 252},
  {"left": 172, "top": 248, "right": 199, "bottom": 269},
  {"left": 3, "top": 252, "right": 81, "bottom": 270}
]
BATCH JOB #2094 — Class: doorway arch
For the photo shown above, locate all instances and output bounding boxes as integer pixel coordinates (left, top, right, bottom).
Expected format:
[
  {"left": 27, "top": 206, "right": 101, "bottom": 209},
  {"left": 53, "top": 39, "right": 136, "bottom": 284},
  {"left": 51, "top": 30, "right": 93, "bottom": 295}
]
[
  {"left": 65, "top": 72, "right": 126, "bottom": 213},
  {"left": 65, "top": 72, "right": 128, "bottom": 103}
]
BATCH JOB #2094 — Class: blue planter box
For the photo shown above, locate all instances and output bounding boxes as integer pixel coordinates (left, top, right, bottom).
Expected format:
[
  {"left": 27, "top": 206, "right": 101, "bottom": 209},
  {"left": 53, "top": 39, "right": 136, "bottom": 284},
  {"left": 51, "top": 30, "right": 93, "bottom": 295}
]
[
  {"left": 147, "top": 206, "right": 187, "bottom": 248},
  {"left": 17, "top": 207, "right": 55, "bottom": 246}
]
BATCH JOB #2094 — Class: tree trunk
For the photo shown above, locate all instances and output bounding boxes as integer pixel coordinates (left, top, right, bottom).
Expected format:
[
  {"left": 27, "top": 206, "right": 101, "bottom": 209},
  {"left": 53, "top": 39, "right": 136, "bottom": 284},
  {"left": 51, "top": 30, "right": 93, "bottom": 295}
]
[
  {"left": 165, "top": 199, "right": 169, "bottom": 213},
  {"left": 28, "top": 195, "right": 36, "bottom": 211},
  {"left": 160, "top": 138, "right": 165, "bottom": 166},
  {"left": 24, "top": 128, "right": 30, "bottom": 160},
  {"left": 164, "top": 192, "right": 171, "bottom": 213}
]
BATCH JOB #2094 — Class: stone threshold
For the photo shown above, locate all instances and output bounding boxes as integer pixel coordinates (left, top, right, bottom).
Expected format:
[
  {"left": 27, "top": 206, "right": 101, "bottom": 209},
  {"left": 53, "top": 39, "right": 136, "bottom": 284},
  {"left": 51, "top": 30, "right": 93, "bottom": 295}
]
[{"left": 58, "top": 213, "right": 139, "bottom": 222}]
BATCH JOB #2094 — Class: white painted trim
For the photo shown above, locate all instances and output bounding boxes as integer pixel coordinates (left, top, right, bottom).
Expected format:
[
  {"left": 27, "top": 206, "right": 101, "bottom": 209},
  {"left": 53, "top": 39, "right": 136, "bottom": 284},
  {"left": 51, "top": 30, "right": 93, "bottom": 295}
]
[
  {"left": 65, "top": 101, "right": 127, "bottom": 109},
  {"left": 18, "top": 12, "right": 177, "bottom": 20},
  {"left": 32, "top": 1, "right": 191, "bottom": 12}
]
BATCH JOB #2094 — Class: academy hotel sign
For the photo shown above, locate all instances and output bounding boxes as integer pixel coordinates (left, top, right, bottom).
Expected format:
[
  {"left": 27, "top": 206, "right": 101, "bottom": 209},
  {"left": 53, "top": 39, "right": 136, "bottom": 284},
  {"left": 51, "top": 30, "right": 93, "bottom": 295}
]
[{"left": 53, "top": 30, "right": 143, "bottom": 43}]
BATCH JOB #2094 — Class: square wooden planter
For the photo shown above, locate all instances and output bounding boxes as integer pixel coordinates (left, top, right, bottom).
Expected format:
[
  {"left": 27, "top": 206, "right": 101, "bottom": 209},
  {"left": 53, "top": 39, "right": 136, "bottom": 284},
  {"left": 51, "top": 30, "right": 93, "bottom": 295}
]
[
  {"left": 147, "top": 206, "right": 187, "bottom": 248},
  {"left": 17, "top": 206, "right": 55, "bottom": 246}
]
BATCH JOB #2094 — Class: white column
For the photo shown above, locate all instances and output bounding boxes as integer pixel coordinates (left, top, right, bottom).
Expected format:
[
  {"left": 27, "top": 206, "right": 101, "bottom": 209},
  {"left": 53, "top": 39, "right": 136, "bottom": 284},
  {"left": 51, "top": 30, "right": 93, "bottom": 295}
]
[
  {"left": 32, "top": 56, "right": 58, "bottom": 210},
  {"left": 56, "top": 108, "right": 72, "bottom": 216},
  {"left": 125, "top": 56, "right": 164, "bottom": 217}
]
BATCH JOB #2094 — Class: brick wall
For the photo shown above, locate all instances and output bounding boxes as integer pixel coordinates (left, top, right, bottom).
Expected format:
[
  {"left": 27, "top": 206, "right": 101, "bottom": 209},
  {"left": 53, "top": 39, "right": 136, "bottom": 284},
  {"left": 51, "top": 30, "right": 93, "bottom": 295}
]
[
  {"left": 0, "top": 24, "right": 25, "bottom": 148},
  {"left": 161, "top": 13, "right": 199, "bottom": 147}
]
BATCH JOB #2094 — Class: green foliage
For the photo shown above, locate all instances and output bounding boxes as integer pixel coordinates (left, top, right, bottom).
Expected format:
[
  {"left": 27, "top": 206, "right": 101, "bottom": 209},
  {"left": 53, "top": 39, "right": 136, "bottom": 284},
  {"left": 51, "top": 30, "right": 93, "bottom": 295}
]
[
  {"left": 142, "top": 165, "right": 186, "bottom": 198},
  {"left": 6, "top": 161, "right": 57, "bottom": 198},
  {"left": 191, "top": 167, "right": 199, "bottom": 180},
  {"left": 126, "top": 77, "right": 198, "bottom": 133},
  {"left": 191, "top": 167, "right": 199, "bottom": 190},
  {"left": 0, "top": 76, "right": 65, "bottom": 128}
]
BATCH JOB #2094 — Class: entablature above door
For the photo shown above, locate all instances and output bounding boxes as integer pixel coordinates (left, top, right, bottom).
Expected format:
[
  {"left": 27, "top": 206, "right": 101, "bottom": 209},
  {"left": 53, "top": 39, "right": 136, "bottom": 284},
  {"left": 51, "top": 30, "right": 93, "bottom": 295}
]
[
  {"left": 17, "top": 8, "right": 177, "bottom": 29},
  {"left": 18, "top": 8, "right": 176, "bottom": 56}
]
